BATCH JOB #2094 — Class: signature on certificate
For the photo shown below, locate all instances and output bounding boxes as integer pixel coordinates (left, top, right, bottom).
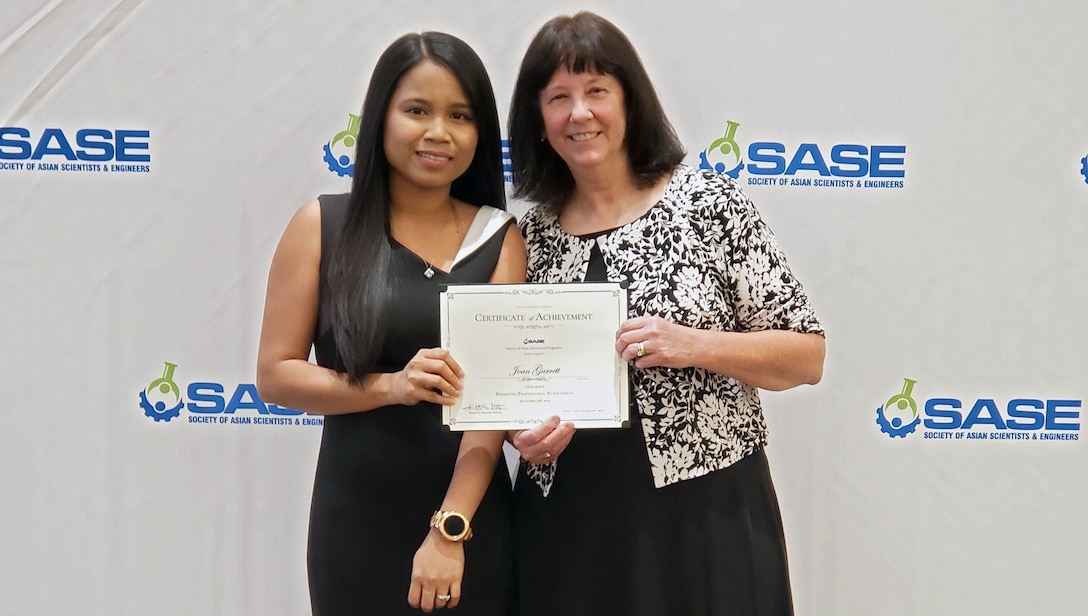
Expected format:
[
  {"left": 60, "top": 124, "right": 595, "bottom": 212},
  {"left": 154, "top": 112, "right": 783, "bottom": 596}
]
[{"left": 461, "top": 402, "right": 508, "bottom": 411}]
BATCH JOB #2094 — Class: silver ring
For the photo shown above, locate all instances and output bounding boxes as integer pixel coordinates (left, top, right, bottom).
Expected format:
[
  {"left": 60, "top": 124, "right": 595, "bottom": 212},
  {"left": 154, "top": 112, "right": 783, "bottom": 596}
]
[
  {"left": 437, "top": 593, "right": 451, "bottom": 602},
  {"left": 636, "top": 341, "right": 646, "bottom": 358}
]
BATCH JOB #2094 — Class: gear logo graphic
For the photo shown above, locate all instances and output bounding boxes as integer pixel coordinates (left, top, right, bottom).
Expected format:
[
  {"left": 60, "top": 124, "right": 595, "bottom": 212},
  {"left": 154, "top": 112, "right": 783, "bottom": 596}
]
[
  {"left": 699, "top": 121, "right": 745, "bottom": 180},
  {"left": 1080, "top": 154, "right": 1087, "bottom": 185},
  {"left": 876, "top": 378, "right": 921, "bottom": 438},
  {"left": 323, "top": 114, "right": 361, "bottom": 178},
  {"left": 139, "top": 362, "right": 184, "bottom": 422}
]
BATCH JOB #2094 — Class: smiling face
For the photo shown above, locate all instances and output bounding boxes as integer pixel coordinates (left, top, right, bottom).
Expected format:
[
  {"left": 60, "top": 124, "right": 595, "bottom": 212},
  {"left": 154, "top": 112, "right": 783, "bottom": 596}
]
[
  {"left": 538, "top": 67, "right": 628, "bottom": 178},
  {"left": 384, "top": 59, "right": 478, "bottom": 193}
]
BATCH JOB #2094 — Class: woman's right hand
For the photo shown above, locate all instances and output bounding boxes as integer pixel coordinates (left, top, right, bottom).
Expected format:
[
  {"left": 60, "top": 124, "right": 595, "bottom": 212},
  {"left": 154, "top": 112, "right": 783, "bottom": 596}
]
[{"left": 391, "top": 348, "right": 464, "bottom": 406}]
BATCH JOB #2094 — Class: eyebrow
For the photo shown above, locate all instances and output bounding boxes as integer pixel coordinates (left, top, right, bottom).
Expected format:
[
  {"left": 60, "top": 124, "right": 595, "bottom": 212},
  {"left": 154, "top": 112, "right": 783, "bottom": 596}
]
[
  {"left": 543, "top": 73, "right": 610, "bottom": 91},
  {"left": 396, "top": 97, "right": 471, "bottom": 109}
]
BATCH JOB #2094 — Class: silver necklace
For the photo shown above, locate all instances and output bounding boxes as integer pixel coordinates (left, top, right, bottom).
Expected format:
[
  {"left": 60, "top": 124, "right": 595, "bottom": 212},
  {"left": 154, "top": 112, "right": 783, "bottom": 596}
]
[{"left": 404, "top": 202, "right": 464, "bottom": 279}]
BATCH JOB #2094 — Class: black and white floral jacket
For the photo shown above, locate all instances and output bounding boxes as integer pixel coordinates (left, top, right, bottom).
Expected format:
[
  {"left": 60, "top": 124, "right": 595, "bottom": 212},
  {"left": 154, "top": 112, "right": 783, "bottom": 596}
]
[{"left": 519, "top": 164, "right": 824, "bottom": 493}]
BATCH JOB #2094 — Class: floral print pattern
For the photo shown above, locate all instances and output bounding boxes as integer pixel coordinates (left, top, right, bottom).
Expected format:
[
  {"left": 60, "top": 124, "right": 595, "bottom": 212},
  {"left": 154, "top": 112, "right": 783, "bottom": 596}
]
[{"left": 520, "top": 164, "right": 824, "bottom": 492}]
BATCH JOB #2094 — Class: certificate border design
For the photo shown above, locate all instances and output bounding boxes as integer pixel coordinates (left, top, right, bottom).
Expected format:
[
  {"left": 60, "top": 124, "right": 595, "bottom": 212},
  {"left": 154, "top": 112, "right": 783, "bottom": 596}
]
[{"left": 439, "top": 282, "right": 629, "bottom": 431}]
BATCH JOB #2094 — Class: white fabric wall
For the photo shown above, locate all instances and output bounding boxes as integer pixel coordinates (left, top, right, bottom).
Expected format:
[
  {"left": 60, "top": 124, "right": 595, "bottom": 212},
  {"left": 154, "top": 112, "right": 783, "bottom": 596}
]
[{"left": 2, "top": 1, "right": 1085, "bottom": 614}]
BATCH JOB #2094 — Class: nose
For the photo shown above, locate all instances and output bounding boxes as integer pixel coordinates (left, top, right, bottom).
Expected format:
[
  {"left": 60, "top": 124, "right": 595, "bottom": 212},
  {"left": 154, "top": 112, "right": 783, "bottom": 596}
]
[
  {"left": 423, "top": 116, "right": 451, "bottom": 142},
  {"left": 569, "top": 95, "right": 593, "bottom": 122}
]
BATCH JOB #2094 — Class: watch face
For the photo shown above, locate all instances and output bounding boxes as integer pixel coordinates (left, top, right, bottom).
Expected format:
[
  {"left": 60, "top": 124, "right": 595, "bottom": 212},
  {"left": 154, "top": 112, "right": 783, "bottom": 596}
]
[{"left": 442, "top": 514, "right": 466, "bottom": 537}]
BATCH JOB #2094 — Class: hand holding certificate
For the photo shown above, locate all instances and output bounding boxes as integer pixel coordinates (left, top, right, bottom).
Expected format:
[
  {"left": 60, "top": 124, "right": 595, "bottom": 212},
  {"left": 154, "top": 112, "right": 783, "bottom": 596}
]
[{"left": 439, "top": 283, "right": 629, "bottom": 431}]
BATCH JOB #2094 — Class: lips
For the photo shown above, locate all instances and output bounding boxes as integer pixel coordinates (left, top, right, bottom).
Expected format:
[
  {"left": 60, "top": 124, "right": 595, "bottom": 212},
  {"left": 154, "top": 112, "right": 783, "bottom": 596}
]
[
  {"left": 417, "top": 151, "right": 452, "bottom": 162},
  {"left": 569, "top": 132, "right": 600, "bottom": 142}
]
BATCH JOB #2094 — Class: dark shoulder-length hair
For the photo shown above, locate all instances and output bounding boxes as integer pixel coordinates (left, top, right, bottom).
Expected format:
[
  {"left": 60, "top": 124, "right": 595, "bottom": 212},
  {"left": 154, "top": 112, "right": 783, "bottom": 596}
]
[
  {"left": 508, "top": 11, "right": 685, "bottom": 207},
  {"left": 326, "top": 31, "right": 505, "bottom": 382}
]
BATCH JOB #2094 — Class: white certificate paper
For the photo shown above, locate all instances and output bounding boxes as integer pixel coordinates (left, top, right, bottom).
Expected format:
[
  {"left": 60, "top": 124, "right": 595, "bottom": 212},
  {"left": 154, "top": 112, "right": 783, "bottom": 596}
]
[{"left": 440, "top": 283, "right": 629, "bottom": 431}]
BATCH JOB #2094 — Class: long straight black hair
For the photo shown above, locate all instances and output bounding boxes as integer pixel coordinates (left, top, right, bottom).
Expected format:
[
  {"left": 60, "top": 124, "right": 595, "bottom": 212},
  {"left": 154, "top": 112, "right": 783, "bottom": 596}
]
[
  {"left": 508, "top": 12, "right": 685, "bottom": 208},
  {"left": 325, "top": 32, "right": 506, "bottom": 382}
]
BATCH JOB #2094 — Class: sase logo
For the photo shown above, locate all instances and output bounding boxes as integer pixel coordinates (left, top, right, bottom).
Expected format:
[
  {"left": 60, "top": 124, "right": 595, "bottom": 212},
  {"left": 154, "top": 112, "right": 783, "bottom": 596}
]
[
  {"left": 138, "top": 362, "right": 322, "bottom": 427},
  {"left": 1080, "top": 153, "right": 1087, "bottom": 184},
  {"left": 0, "top": 127, "right": 151, "bottom": 173},
  {"left": 875, "top": 378, "right": 1080, "bottom": 442},
  {"left": 700, "top": 120, "right": 905, "bottom": 189}
]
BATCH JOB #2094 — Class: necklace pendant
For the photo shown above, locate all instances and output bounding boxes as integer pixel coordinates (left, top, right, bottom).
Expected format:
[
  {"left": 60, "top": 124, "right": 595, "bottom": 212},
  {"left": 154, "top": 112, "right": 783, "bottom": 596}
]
[{"left": 423, "top": 265, "right": 435, "bottom": 279}]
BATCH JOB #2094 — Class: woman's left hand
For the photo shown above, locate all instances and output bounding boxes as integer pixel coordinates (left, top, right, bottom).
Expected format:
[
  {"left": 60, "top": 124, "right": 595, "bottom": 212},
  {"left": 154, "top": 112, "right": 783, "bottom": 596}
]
[
  {"left": 510, "top": 415, "right": 575, "bottom": 465},
  {"left": 616, "top": 316, "right": 693, "bottom": 370},
  {"left": 407, "top": 530, "right": 464, "bottom": 612}
]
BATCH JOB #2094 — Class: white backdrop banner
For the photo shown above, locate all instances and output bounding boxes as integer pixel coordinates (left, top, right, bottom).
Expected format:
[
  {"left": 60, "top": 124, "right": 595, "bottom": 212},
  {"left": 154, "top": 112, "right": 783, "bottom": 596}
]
[{"left": 2, "top": 1, "right": 1086, "bottom": 614}]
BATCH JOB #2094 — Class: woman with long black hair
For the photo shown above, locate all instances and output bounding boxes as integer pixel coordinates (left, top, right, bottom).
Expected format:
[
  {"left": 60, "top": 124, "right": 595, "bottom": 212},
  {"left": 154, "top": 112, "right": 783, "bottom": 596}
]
[{"left": 256, "top": 31, "right": 524, "bottom": 614}]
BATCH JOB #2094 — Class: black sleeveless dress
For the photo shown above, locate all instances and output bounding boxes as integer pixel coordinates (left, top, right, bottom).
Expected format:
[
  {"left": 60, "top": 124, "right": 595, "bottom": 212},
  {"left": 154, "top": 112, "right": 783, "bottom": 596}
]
[{"left": 308, "top": 194, "right": 515, "bottom": 615}]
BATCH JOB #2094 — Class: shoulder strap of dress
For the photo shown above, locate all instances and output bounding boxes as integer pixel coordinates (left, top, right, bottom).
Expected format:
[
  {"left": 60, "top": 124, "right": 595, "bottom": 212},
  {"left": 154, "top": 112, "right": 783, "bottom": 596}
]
[
  {"left": 453, "top": 205, "right": 515, "bottom": 267},
  {"left": 317, "top": 193, "right": 350, "bottom": 278}
]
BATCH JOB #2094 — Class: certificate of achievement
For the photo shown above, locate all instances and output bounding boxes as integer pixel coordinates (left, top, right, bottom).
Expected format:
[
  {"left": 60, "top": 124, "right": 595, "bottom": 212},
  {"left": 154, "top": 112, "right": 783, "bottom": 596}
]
[{"left": 439, "top": 282, "right": 629, "bottom": 431}]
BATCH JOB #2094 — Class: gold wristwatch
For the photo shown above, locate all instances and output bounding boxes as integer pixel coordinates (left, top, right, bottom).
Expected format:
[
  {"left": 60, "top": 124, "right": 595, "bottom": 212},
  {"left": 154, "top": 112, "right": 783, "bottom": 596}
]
[{"left": 430, "top": 510, "right": 473, "bottom": 542}]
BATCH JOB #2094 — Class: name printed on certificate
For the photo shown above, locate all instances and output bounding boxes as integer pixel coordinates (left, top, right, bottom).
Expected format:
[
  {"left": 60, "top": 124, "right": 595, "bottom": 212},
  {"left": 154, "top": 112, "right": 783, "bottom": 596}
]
[{"left": 439, "top": 282, "right": 629, "bottom": 431}]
